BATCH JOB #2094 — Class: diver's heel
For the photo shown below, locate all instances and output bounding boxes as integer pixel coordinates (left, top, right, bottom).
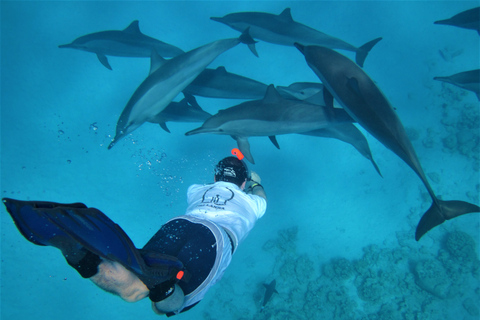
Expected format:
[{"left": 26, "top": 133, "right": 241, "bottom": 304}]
[{"left": 66, "top": 249, "right": 102, "bottom": 278}]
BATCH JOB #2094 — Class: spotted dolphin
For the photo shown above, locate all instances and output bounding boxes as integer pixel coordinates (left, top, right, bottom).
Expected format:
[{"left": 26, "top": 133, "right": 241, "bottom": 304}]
[
  {"left": 148, "top": 94, "right": 211, "bottom": 133},
  {"left": 434, "top": 69, "right": 480, "bottom": 101},
  {"left": 185, "top": 85, "right": 354, "bottom": 164},
  {"left": 211, "top": 8, "right": 382, "bottom": 67},
  {"left": 295, "top": 43, "right": 480, "bottom": 240},
  {"left": 260, "top": 280, "right": 278, "bottom": 312},
  {"left": 434, "top": 7, "right": 480, "bottom": 34},
  {"left": 108, "top": 30, "right": 256, "bottom": 149},
  {"left": 183, "top": 66, "right": 268, "bottom": 99},
  {"left": 59, "top": 20, "right": 184, "bottom": 70}
]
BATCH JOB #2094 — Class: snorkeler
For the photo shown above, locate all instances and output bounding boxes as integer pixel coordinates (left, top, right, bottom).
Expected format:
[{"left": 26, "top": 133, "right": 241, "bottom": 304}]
[{"left": 3, "top": 156, "right": 267, "bottom": 316}]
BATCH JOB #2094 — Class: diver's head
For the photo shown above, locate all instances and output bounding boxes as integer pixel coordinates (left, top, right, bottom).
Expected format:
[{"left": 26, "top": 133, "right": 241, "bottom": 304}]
[{"left": 214, "top": 156, "right": 249, "bottom": 188}]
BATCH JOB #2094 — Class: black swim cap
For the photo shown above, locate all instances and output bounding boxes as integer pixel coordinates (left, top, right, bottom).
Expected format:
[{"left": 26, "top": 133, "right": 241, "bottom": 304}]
[{"left": 214, "top": 156, "right": 249, "bottom": 187}]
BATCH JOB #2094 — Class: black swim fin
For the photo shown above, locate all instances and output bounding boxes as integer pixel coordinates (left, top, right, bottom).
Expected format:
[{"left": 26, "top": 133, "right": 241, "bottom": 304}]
[{"left": 2, "top": 198, "right": 185, "bottom": 287}]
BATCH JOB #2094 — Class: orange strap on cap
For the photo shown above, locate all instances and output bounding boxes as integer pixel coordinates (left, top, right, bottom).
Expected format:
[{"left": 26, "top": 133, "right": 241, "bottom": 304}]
[
  {"left": 231, "top": 148, "right": 244, "bottom": 160},
  {"left": 176, "top": 270, "right": 184, "bottom": 280}
]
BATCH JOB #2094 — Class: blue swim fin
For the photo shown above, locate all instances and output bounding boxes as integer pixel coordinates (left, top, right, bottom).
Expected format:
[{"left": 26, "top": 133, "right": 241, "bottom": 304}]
[{"left": 2, "top": 198, "right": 185, "bottom": 287}]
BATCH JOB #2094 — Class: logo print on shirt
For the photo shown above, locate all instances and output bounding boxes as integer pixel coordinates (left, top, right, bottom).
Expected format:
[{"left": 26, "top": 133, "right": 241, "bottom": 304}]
[{"left": 201, "top": 187, "right": 234, "bottom": 206}]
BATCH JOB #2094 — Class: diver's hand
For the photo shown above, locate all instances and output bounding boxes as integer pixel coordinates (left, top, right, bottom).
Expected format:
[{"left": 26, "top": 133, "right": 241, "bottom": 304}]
[{"left": 250, "top": 171, "right": 261, "bottom": 184}]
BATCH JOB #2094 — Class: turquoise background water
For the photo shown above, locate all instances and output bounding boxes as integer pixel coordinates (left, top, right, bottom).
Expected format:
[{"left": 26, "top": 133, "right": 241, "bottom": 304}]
[{"left": 1, "top": 1, "right": 479, "bottom": 319}]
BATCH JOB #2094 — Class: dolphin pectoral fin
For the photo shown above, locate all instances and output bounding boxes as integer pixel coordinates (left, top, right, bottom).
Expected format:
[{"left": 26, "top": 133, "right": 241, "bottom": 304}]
[
  {"left": 269, "top": 136, "right": 280, "bottom": 149},
  {"left": 415, "top": 199, "right": 480, "bottom": 241},
  {"left": 323, "top": 86, "right": 334, "bottom": 108},
  {"left": 232, "top": 136, "right": 255, "bottom": 164},
  {"left": 355, "top": 37, "right": 382, "bottom": 68},
  {"left": 96, "top": 54, "right": 112, "bottom": 70},
  {"left": 159, "top": 122, "right": 171, "bottom": 133}
]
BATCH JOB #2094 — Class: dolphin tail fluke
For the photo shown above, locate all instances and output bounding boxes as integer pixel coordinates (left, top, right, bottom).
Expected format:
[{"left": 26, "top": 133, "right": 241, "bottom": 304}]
[
  {"left": 239, "top": 28, "right": 259, "bottom": 57},
  {"left": 415, "top": 199, "right": 480, "bottom": 241},
  {"left": 355, "top": 37, "right": 382, "bottom": 68}
]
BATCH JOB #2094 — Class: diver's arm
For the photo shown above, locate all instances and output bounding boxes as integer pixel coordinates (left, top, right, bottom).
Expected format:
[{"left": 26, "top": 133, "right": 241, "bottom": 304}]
[{"left": 245, "top": 171, "right": 267, "bottom": 201}]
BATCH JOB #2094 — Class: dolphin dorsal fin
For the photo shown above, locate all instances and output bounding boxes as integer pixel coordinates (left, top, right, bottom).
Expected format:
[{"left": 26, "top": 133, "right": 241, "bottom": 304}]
[
  {"left": 263, "top": 84, "right": 283, "bottom": 103},
  {"left": 215, "top": 66, "right": 228, "bottom": 74},
  {"left": 124, "top": 20, "right": 142, "bottom": 34},
  {"left": 278, "top": 8, "right": 294, "bottom": 22},
  {"left": 149, "top": 50, "right": 167, "bottom": 75}
]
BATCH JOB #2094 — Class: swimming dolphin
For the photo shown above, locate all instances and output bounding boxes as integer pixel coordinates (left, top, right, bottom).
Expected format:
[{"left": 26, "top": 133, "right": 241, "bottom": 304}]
[
  {"left": 58, "top": 20, "right": 184, "bottom": 70},
  {"left": 147, "top": 93, "right": 211, "bottom": 133},
  {"left": 211, "top": 8, "right": 382, "bottom": 67},
  {"left": 260, "top": 280, "right": 277, "bottom": 312},
  {"left": 108, "top": 30, "right": 256, "bottom": 149},
  {"left": 434, "top": 7, "right": 480, "bottom": 35},
  {"left": 183, "top": 66, "right": 268, "bottom": 99},
  {"left": 295, "top": 43, "right": 480, "bottom": 240},
  {"left": 434, "top": 69, "right": 480, "bottom": 101},
  {"left": 185, "top": 85, "right": 354, "bottom": 163},
  {"left": 276, "top": 82, "right": 325, "bottom": 103},
  {"left": 300, "top": 124, "right": 382, "bottom": 177}
]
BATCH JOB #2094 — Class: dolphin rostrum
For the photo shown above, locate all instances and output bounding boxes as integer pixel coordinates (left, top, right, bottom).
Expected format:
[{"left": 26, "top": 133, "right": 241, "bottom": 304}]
[
  {"left": 295, "top": 43, "right": 480, "bottom": 240},
  {"left": 59, "top": 20, "right": 184, "bottom": 70},
  {"left": 147, "top": 93, "right": 211, "bottom": 133},
  {"left": 183, "top": 66, "right": 268, "bottom": 99},
  {"left": 434, "top": 69, "right": 480, "bottom": 101},
  {"left": 108, "top": 29, "right": 256, "bottom": 149},
  {"left": 434, "top": 7, "right": 480, "bottom": 35},
  {"left": 185, "top": 85, "right": 354, "bottom": 164},
  {"left": 211, "top": 8, "right": 382, "bottom": 67},
  {"left": 260, "top": 279, "right": 278, "bottom": 312}
]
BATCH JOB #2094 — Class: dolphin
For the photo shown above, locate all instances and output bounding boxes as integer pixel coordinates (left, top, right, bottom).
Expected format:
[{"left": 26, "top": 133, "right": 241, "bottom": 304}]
[
  {"left": 300, "top": 124, "right": 382, "bottom": 177},
  {"left": 108, "top": 29, "right": 256, "bottom": 149},
  {"left": 183, "top": 66, "right": 268, "bottom": 99},
  {"left": 211, "top": 8, "right": 382, "bottom": 67},
  {"left": 434, "top": 69, "right": 480, "bottom": 101},
  {"left": 276, "top": 82, "right": 325, "bottom": 103},
  {"left": 58, "top": 20, "right": 184, "bottom": 70},
  {"left": 295, "top": 43, "right": 480, "bottom": 241},
  {"left": 147, "top": 93, "right": 211, "bottom": 133},
  {"left": 434, "top": 7, "right": 480, "bottom": 34},
  {"left": 185, "top": 85, "right": 354, "bottom": 163},
  {"left": 260, "top": 279, "right": 277, "bottom": 312}
]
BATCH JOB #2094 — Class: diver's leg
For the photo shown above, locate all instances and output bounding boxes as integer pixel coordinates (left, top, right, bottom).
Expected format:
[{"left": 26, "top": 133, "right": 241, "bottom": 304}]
[{"left": 90, "top": 259, "right": 149, "bottom": 303}]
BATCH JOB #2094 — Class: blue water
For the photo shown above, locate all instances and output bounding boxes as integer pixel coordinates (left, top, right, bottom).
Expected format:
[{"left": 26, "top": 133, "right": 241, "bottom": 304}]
[{"left": 1, "top": 1, "right": 479, "bottom": 319}]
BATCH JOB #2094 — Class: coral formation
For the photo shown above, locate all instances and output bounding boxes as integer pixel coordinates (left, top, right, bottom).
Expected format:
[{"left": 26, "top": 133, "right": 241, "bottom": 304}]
[{"left": 206, "top": 228, "right": 480, "bottom": 320}]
